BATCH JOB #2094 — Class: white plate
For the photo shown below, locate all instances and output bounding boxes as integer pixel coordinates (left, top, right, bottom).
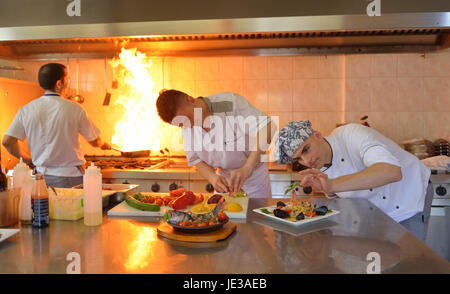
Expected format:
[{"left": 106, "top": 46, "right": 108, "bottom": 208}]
[
  {"left": 253, "top": 205, "right": 340, "bottom": 226},
  {"left": 0, "top": 229, "right": 20, "bottom": 242}
]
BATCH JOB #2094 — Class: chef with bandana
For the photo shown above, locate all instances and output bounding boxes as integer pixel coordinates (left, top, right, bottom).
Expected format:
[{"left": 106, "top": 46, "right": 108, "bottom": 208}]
[{"left": 274, "top": 121, "right": 432, "bottom": 241}]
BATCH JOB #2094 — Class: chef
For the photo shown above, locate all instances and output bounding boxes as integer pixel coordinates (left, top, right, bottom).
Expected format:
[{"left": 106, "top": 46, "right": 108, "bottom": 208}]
[
  {"left": 156, "top": 90, "right": 275, "bottom": 197},
  {"left": 275, "top": 121, "right": 432, "bottom": 241},
  {"left": 2, "top": 63, "right": 111, "bottom": 188}
]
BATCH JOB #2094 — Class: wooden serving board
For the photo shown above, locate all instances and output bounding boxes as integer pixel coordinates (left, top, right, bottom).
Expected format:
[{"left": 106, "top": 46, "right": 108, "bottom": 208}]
[{"left": 157, "top": 222, "right": 237, "bottom": 243}]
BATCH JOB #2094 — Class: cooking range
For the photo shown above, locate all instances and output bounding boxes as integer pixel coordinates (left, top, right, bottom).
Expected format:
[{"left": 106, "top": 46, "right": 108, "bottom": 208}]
[{"left": 84, "top": 155, "right": 170, "bottom": 170}]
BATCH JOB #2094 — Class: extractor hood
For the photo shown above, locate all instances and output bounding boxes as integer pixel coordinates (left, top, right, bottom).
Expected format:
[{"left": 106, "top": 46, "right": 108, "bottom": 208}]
[{"left": 0, "top": 0, "right": 449, "bottom": 59}]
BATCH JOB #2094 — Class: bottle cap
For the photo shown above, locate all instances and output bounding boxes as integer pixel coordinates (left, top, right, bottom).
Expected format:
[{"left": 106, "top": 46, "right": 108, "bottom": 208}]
[
  {"left": 14, "top": 157, "right": 29, "bottom": 172},
  {"left": 85, "top": 162, "right": 101, "bottom": 176}
]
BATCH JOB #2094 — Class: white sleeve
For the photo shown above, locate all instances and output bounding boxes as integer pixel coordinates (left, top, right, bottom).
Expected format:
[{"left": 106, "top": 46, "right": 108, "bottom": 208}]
[
  {"left": 5, "top": 108, "right": 26, "bottom": 140},
  {"left": 78, "top": 108, "right": 101, "bottom": 142},
  {"left": 230, "top": 92, "right": 271, "bottom": 136},
  {"left": 346, "top": 124, "right": 401, "bottom": 168}
]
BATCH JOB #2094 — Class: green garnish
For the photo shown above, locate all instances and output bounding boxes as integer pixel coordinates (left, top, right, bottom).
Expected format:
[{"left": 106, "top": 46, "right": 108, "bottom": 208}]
[
  {"left": 284, "top": 183, "right": 301, "bottom": 195},
  {"left": 260, "top": 208, "right": 270, "bottom": 214}
]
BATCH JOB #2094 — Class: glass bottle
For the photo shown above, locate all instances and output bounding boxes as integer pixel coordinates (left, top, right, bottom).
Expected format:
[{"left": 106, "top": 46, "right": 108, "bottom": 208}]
[{"left": 31, "top": 174, "right": 49, "bottom": 228}]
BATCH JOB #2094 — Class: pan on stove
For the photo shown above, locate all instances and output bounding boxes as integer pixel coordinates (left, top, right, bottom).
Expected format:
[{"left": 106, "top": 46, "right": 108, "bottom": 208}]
[
  {"left": 169, "top": 218, "right": 229, "bottom": 234},
  {"left": 111, "top": 147, "right": 150, "bottom": 158}
]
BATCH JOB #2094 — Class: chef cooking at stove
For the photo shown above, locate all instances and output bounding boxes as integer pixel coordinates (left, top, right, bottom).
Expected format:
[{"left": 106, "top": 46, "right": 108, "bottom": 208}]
[
  {"left": 2, "top": 63, "right": 111, "bottom": 188},
  {"left": 275, "top": 120, "right": 432, "bottom": 241},
  {"left": 156, "top": 90, "right": 276, "bottom": 198}
]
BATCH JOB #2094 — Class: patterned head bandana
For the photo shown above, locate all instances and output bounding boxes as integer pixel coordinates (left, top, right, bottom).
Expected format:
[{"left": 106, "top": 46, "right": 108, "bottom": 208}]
[{"left": 274, "top": 121, "right": 315, "bottom": 164}]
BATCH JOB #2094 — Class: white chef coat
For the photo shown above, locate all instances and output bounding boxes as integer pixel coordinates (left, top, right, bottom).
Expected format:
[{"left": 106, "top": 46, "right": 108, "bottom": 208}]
[
  {"left": 5, "top": 93, "right": 101, "bottom": 177},
  {"left": 323, "top": 124, "right": 430, "bottom": 222},
  {"left": 182, "top": 92, "right": 272, "bottom": 198}
]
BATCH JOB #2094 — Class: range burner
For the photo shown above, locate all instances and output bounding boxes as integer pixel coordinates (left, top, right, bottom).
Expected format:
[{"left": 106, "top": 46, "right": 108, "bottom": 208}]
[{"left": 84, "top": 155, "right": 170, "bottom": 170}]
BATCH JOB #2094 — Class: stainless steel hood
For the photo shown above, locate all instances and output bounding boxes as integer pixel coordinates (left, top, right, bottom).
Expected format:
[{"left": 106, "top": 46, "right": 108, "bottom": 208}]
[{"left": 0, "top": 0, "right": 449, "bottom": 59}]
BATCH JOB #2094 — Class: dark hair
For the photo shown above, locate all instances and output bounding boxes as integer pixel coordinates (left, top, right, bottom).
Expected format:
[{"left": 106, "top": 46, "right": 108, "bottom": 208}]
[
  {"left": 38, "top": 63, "right": 66, "bottom": 90},
  {"left": 156, "top": 89, "right": 188, "bottom": 123}
]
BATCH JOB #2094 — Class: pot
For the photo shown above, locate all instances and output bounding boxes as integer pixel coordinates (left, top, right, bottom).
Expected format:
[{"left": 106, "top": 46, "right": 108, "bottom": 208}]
[{"left": 111, "top": 147, "right": 150, "bottom": 158}]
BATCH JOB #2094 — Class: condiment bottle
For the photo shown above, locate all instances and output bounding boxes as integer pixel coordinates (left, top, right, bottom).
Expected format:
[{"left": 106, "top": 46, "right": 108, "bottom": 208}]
[
  {"left": 20, "top": 178, "right": 35, "bottom": 224},
  {"left": 12, "top": 157, "right": 29, "bottom": 189},
  {"left": 83, "top": 163, "right": 102, "bottom": 226},
  {"left": 0, "top": 166, "right": 7, "bottom": 192},
  {"left": 31, "top": 174, "right": 49, "bottom": 228}
]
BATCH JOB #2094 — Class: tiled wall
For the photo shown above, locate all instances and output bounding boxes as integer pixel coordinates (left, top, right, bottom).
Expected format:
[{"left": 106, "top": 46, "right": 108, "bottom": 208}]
[{"left": 4, "top": 50, "right": 450, "bottom": 156}]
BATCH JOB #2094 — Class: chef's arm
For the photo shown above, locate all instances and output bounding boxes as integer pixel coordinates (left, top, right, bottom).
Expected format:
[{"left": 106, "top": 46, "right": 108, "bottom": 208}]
[
  {"left": 330, "top": 162, "right": 402, "bottom": 194},
  {"left": 88, "top": 136, "right": 111, "bottom": 150},
  {"left": 195, "top": 161, "right": 230, "bottom": 193},
  {"left": 2, "top": 135, "right": 32, "bottom": 165}
]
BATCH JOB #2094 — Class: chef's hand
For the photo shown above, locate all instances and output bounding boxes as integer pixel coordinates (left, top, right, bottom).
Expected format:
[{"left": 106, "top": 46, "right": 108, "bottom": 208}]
[
  {"left": 211, "top": 174, "right": 230, "bottom": 193},
  {"left": 229, "top": 166, "right": 252, "bottom": 195},
  {"left": 298, "top": 168, "right": 333, "bottom": 194},
  {"left": 101, "top": 142, "right": 111, "bottom": 150}
]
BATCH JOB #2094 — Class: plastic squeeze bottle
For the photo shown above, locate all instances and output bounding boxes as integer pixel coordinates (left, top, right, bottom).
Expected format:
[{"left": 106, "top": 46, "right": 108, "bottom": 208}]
[
  {"left": 83, "top": 163, "right": 103, "bottom": 226},
  {"left": 12, "top": 157, "right": 29, "bottom": 189},
  {"left": 13, "top": 158, "right": 33, "bottom": 224}
]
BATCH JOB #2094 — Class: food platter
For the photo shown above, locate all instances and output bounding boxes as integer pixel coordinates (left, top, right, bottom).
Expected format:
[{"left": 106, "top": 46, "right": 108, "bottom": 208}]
[
  {"left": 253, "top": 201, "right": 340, "bottom": 227},
  {"left": 168, "top": 217, "right": 229, "bottom": 234}
]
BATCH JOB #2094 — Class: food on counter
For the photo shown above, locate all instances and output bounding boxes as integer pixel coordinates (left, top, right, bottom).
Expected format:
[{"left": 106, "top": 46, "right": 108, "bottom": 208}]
[
  {"left": 231, "top": 189, "right": 247, "bottom": 197},
  {"left": 225, "top": 202, "right": 243, "bottom": 212},
  {"left": 314, "top": 205, "right": 330, "bottom": 216},
  {"left": 217, "top": 212, "right": 227, "bottom": 222},
  {"left": 207, "top": 194, "right": 224, "bottom": 204},
  {"left": 260, "top": 201, "right": 332, "bottom": 222},
  {"left": 125, "top": 193, "right": 160, "bottom": 211},
  {"left": 273, "top": 209, "right": 290, "bottom": 219},
  {"left": 192, "top": 203, "right": 216, "bottom": 213},
  {"left": 169, "top": 187, "right": 186, "bottom": 198},
  {"left": 296, "top": 212, "right": 305, "bottom": 220},
  {"left": 276, "top": 201, "right": 287, "bottom": 207}
]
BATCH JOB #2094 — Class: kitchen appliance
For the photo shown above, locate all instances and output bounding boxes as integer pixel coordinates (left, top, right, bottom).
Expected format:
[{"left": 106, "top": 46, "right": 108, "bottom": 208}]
[{"left": 434, "top": 139, "right": 450, "bottom": 157}]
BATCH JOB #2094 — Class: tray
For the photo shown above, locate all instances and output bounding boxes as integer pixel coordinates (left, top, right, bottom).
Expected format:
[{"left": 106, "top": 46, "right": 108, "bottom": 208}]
[
  {"left": 157, "top": 222, "right": 236, "bottom": 243},
  {"left": 253, "top": 205, "right": 340, "bottom": 226},
  {"left": 0, "top": 229, "right": 20, "bottom": 242}
]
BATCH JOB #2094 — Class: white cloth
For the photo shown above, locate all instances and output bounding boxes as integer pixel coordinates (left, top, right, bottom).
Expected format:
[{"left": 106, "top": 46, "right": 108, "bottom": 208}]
[
  {"left": 182, "top": 92, "right": 272, "bottom": 198},
  {"left": 5, "top": 93, "right": 101, "bottom": 177},
  {"left": 323, "top": 124, "right": 431, "bottom": 222}
]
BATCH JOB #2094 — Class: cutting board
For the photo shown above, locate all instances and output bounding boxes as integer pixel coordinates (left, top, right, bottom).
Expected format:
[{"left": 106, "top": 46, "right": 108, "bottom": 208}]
[{"left": 157, "top": 222, "right": 236, "bottom": 243}]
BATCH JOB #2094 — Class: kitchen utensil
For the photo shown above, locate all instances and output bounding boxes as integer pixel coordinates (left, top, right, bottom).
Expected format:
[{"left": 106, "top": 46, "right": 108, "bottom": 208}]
[
  {"left": 73, "top": 59, "right": 85, "bottom": 104},
  {"left": 0, "top": 188, "right": 21, "bottom": 227},
  {"left": 111, "top": 147, "right": 150, "bottom": 158},
  {"left": 157, "top": 222, "right": 236, "bottom": 243},
  {"left": 168, "top": 217, "right": 229, "bottom": 234},
  {"left": 102, "top": 58, "right": 111, "bottom": 106},
  {"left": 49, "top": 185, "right": 57, "bottom": 196}
]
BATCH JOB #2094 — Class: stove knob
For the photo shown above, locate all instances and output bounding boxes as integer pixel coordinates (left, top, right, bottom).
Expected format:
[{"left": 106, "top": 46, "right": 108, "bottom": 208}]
[
  {"left": 436, "top": 186, "right": 447, "bottom": 196},
  {"left": 206, "top": 183, "right": 214, "bottom": 193},
  {"left": 122, "top": 180, "right": 130, "bottom": 184},
  {"left": 151, "top": 183, "right": 160, "bottom": 192},
  {"left": 169, "top": 182, "right": 178, "bottom": 191}
]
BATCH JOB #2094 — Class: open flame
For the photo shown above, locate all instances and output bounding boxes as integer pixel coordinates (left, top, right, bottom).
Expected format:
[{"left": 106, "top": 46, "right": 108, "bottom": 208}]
[{"left": 110, "top": 48, "right": 165, "bottom": 152}]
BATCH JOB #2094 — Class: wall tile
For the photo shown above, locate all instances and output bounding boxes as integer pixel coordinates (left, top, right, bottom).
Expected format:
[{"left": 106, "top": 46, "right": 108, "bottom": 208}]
[
  {"left": 166, "top": 80, "right": 196, "bottom": 97},
  {"left": 195, "top": 57, "right": 219, "bottom": 81},
  {"left": 370, "top": 78, "right": 397, "bottom": 112},
  {"left": 366, "top": 112, "right": 396, "bottom": 141},
  {"left": 243, "top": 80, "right": 268, "bottom": 112},
  {"left": 423, "top": 112, "right": 450, "bottom": 141},
  {"left": 424, "top": 52, "right": 450, "bottom": 77},
  {"left": 393, "top": 112, "right": 425, "bottom": 143},
  {"left": 371, "top": 54, "right": 397, "bottom": 77},
  {"left": 292, "top": 79, "right": 318, "bottom": 111},
  {"left": 396, "top": 77, "right": 424, "bottom": 112},
  {"left": 318, "top": 55, "right": 345, "bottom": 78},
  {"left": 292, "top": 111, "right": 318, "bottom": 128},
  {"left": 293, "top": 55, "right": 319, "bottom": 79},
  {"left": 423, "top": 77, "right": 450, "bottom": 112},
  {"left": 165, "top": 58, "right": 196, "bottom": 81},
  {"left": 243, "top": 56, "right": 267, "bottom": 79},
  {"left": 317, "top": 79, "right": 344, "bottom": 111},
  {"left": 315, "top": 112, "right": 343, "bottom": 136},
  {"left": 346, "top": 55, "right": 371, "bottom": 78},
  {"left": 267, "top": 56, "right": 293, "bottom": 80},
  {"left": 218, "top": 80, "right": 243, "bottom": 95},
  {"left": 267, "top": 80, "right": 292, "bottom": 111},
  {"left": 397, "top": 54, "right": 424, "bottom": 77},
  {"left": 345, "top": 78, "right": 371, "bottom": 112},
  {"left": 219, "top": 57, "right": 243, "bottom": 80}
]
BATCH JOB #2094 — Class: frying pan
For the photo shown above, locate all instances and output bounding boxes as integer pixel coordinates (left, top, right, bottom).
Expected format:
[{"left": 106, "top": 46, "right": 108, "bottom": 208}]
[{"left": 111, "top": 147, "right": 150, "bottom": 158}]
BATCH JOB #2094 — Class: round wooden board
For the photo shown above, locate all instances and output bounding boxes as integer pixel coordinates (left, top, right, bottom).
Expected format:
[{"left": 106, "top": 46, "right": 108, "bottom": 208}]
[{"left": 157, "top": 222, "right": 237, "bottom": 243}]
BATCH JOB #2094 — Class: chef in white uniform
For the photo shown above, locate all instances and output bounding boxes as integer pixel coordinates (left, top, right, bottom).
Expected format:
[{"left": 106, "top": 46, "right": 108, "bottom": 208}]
[
  {"left": 275, "top": 121, "right": 432, "bottom": 241},
  {"left": 2, "top": 63, "right": 111, "bottom": 188},
  {"left": 156, "top": 90, "right": 275, "bottom": 197}
]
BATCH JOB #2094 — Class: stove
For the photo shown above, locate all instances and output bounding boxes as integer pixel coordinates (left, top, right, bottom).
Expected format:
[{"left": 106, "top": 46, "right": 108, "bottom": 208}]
[{"left": 84, "top": 155, "right": 170, "bottom": 170}]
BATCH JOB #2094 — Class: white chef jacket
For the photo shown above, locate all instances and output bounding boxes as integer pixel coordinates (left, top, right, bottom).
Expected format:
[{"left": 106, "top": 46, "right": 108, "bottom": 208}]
[
  {"left": 5, "top": 92, "right": 101, "bottom": 177},
  {"left": 323, "top": 124, "right": 430, "bottom": 222},
  {"left": 182, "top": 92, "right": 272, "bottom": 198}
]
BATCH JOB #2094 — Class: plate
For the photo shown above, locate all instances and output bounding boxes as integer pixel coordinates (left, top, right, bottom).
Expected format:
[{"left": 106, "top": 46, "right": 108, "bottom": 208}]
[
  {"left": 253, "top": 205, "right": 340, "bottom": 226},
  {"left": 0, "top": 229, "right": 20, "bottom": 242},
  {"left": 168, "top": 218, "right": 229, "bottom": 234}
]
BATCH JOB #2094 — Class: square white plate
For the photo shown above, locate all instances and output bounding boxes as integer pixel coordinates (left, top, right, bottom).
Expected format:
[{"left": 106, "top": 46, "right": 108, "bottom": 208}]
[
  {"left": 253, "top": 205, "right": 340, "bottom": 226},
  {"left": 0, "top": 229, "right": 20, "bottom": 242}
]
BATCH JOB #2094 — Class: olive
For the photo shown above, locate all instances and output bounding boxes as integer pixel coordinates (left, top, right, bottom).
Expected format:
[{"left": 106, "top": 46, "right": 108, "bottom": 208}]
[
  {"left": 303, "top": 186, "right": 312, "bottom": 194},
  {"left": 314, "top": 206, "right": 328, "bottom": 216},
  {"left": 273, "top": 209, "right": 290, "bottom": 219},
  {"left": 276, "top": 201, "right": 286, "bottom": 207},
  {"left": 296, "top": 212, "right": 305, "bottom": 220}
]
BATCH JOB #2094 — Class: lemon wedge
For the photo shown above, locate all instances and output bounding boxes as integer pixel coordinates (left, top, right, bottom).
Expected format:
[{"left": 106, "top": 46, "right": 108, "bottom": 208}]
[{"left": 226, "top": 202, "right": 243, "bottom": 212}]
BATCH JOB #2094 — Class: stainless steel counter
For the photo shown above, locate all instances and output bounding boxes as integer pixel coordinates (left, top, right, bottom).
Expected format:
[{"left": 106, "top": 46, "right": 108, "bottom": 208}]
[{"left": 1, "top": 198, "right": 449, "bottom": 274}]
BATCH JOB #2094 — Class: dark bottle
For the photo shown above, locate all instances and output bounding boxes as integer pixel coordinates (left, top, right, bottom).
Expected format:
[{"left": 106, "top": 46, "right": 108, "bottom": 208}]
[
  {"left": 0, "top": 164, "right": 7, "bottom": 192},
  {"left": 31, "top": 174, "right": 49, "bottom": 228}
]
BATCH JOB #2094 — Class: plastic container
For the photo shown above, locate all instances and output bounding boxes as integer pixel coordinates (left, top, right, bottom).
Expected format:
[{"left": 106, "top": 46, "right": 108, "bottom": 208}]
[
  {"left": 48, "top": 188, "right": 84, "bottom": 221},
  {"left": 83, "top": 163, "right": 103, "bottom": 226}
]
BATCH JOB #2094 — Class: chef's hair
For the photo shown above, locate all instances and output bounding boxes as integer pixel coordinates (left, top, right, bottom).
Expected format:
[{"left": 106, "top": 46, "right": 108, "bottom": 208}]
[
  {"left": 38, "top": 63, "right": 66, "bottom": 90},
  {"left": 156, "top": 89, "right": 188, "bottom": 123}
]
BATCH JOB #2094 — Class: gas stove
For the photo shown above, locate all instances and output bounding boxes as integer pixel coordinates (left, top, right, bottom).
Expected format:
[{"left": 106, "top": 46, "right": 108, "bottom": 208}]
[{"left": 84, "top": 155, "right": 171, "bottom": 170}]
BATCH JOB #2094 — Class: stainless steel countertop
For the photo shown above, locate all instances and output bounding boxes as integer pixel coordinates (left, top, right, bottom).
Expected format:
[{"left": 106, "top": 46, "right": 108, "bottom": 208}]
[{"left": 0, "top": 198, "right": 449, "bottom": 274}]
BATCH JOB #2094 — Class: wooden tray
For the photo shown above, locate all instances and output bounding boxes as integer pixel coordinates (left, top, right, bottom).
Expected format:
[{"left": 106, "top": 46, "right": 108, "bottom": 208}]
[{"left": 157, "top": 222, "right": 237, "bottom": 243}]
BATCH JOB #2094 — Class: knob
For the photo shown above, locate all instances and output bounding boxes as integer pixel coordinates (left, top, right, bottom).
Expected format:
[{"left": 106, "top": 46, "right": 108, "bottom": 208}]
[
  {"left": 151, "top": 183, "right": 160, "bottom": 192},
  {"left": 206, "top": 183, "right": 214, "bottom": 193},
  {"left": 436, "top": 186, "right": 447, "bottom": 196},
  {"left": 122, "top": 180, "right": 130, "bottom": 184},
  {"left": 303, "top": 186, "right": 312, "bottom": 194},
  {"left": 169, "top": 182, "right": 178, "bottom": 191}
]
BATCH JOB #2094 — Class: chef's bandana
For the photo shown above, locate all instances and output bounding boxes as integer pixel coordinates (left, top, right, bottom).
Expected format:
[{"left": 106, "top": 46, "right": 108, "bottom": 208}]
[{"left": 274, "top": 121, "right": 315, "bottom": 164}]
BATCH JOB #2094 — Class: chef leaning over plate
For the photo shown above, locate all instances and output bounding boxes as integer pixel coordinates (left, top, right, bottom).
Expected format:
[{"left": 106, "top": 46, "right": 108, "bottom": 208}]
[
  {"left": 156, "top": 90, "right": 276, "bottom": 198},
  {"left": 275, "top": 121, "right": 432, "bottom": 241}
]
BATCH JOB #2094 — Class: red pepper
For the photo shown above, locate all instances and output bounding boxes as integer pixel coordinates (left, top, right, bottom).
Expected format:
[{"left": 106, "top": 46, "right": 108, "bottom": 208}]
[{"left": 284, "top": 209, "right": 292, "bottom": 213}]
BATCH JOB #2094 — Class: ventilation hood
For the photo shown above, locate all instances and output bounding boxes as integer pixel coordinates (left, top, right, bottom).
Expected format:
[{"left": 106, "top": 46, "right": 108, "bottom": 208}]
[{"left": 0, "top": 0, "right": 449, "bottom": 59}]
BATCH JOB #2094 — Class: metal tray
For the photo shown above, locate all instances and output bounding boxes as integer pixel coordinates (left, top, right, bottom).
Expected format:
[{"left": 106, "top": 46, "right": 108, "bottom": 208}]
[{"left": 72, "top": 183, "right": 139, "bottom": 203}]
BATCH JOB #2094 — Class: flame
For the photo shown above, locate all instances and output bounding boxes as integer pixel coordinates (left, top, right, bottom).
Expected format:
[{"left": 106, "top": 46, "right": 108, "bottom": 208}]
[
  {"left": 110, "top": 48, "right": 164, "bottom": 152},
  {"left": 124, "top": 225, "right": 157, "bottom": 271}
]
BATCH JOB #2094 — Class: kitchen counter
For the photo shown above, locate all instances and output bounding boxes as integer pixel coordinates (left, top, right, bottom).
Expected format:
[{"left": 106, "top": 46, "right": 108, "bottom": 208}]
[{"left": 1, "top": 198, "right": 449, "bottom": 274}]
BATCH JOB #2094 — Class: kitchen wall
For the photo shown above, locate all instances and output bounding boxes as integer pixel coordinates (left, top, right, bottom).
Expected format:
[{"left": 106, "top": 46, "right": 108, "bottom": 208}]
[{"left": 3, "top": 50, "right": 450, "bottom": 158}]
